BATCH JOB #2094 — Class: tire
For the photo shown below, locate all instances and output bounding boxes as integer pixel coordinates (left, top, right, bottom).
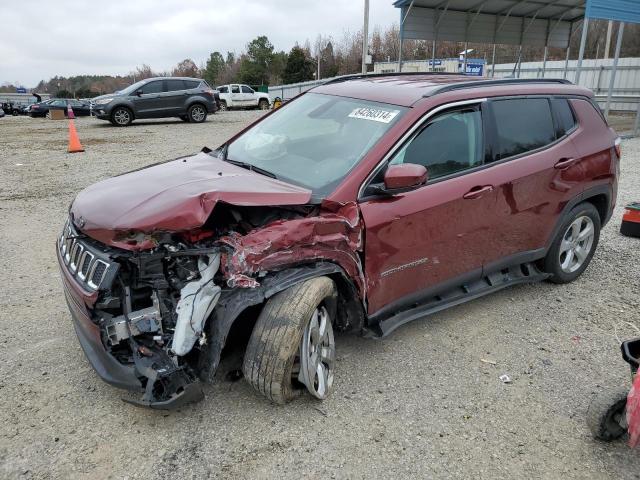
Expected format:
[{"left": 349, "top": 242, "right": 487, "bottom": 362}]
[
  {"left": 258, "top": 99, "right": 270, "bottom": 110},
  {"left": 179, "top": 115, "right": 189, "bottom": 122},
  {"left": 218, "top": 101, "right": 228, "bottom": 112},
  {"left": 188, "top": 104, "right": 207, "bottom": 123},
  {"left": 587, "top": 387, "right": 628, "bottom": 441},
  {"left": 243, "top": 277, "right": 337, "bottom": 404},
  {"left": 111, "top": 106, "right": 133, "bottom": 127},
  {"left": 543, "top": 202, "right": 601, "bottom": 284}
]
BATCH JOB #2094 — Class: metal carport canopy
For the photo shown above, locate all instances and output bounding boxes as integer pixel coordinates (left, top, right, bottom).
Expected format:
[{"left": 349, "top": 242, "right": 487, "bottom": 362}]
[{"left": 393, "top": 0, "right": 587, "bottom": 49}]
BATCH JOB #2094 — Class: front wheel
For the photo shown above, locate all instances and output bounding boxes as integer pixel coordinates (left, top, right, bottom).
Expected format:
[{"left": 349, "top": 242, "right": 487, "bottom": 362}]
[
  {"left": 243, "top": 277, "right": 337, "bottom": 404},
  {"left": 543, "top": 202, "right": 600, "bottom": 283},
  {"left": 218, "top": 101, "right": 228, "bottom": 112},
  {"left": 258, "top": 99, "right": 270, "bottom": 110},
  {"left": 587, "top": 388, "right": 628, "bottom": 441},
  {"left": 111, "top": 106, "right": 133, "bottom": 127}
]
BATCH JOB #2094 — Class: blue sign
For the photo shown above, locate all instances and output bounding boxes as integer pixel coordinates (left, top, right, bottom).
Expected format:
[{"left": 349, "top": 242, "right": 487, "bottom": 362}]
[
  {"left": 428, "top": 59, "right": 442, "bottom": 66},
  {"left": 464, "top": 63, "right": 484, "bottom": 76},
  {"left": 16, "top": 87, "right": 27, "bottom": 93}
]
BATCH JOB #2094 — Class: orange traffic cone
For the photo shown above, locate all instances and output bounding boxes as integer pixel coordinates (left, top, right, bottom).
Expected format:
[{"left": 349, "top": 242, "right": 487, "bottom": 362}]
[
  {"left": 68, "top": 119, "right": 84, "bottom": 153},
  {"left": 67, "top": 104, "right": 75, "bottom": 119}
]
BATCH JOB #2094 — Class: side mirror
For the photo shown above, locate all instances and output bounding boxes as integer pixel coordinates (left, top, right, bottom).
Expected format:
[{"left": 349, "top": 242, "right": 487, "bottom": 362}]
[
  {"left": 136, "top": 89, "right": 143, "bottom": 96},
  {"left": 382, "top": 163, "right": 428, "bottom": 193}
]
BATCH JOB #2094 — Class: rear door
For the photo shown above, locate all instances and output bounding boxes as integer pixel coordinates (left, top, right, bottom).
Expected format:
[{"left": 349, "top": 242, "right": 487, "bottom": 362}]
[
  {"left": 360, "top": 101, "right": 499, "bottom": 315},
  {"left": 480, "top": 96, "right": 581, "bottom": 268},
  {"left": 163, "top": 79, "right": 187, "bottom": 114},
  {"left": 130, "top": 80, "right": 164, "bottom": 117},
  {"left": 230, "top": 84, "right": 242, "bottom": 106}
]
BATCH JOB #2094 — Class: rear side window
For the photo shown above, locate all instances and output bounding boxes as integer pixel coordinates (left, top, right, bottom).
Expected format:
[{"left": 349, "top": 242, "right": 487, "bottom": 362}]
[
  {"left": 491, "top": 98, "right": 556, "bottom": 160},
  {"left": 241, "top": 85, "right": 254, "bottom": 93},
  {"left": 552, "top": 98, "right": 576, "bottom": 137},
  {"left": 140, "top": 81, "right": 163, "bottom": 94},
  {"left": 184, "top": 80, "right": 200, "bottom": 89},
  {"left": 166, "top": 80, "right": 185, "bottom": 92}
]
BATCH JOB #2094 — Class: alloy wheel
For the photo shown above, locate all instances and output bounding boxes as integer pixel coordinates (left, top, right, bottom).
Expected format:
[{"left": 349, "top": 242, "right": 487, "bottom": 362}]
[
  {"left": 298, "top": 305, "right": 335, "bottom": 399},
  {"left": 190, "top": 105, "right": 206, "bottom": 122},
  {"left": 113, "top": 109, "right": 130, "bottom": 125},
  {"left": 559, "top": 215, "right": 595, "bottom": 273}
]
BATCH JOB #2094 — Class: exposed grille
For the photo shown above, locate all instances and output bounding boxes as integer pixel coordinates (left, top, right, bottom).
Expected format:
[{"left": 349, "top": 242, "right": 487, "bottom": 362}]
[{"left": 59, "top": 220, "right": 113, "bottom": 290}]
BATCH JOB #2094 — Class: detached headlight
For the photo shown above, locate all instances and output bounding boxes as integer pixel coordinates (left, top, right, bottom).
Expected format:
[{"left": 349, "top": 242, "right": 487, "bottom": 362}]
[{"left": 94, "top": 97, "right": 113, "bottom": 105}]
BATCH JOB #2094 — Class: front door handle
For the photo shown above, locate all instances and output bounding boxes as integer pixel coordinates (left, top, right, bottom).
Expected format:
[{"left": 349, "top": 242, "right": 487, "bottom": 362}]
[
  {"left": 554, "top": 157, "right": 576, "bottom": 169},
  {"left": 463, "top": 185, "right": 494, "bottom": 199}
]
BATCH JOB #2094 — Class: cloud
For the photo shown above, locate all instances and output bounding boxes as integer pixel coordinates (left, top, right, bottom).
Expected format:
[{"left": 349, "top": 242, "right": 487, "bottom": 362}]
[{"left": 1, "top": 0, "right": 397, "bottom": 86}]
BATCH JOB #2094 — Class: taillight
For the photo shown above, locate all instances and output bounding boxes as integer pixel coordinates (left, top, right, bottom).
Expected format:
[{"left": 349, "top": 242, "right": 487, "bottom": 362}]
[
  {"left": 614, "top": 137, "right": 621, "bottom": 159},
  {"left": 31, "top": 105, "right": 38, "bottom": 110},
  {"left": 204, "top": 88, "right": 215, "bottom": 96}
]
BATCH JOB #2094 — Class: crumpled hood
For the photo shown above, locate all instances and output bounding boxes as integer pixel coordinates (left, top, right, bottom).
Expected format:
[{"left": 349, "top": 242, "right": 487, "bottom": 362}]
[{"left": 70, "top": 151, "right": 312, "bottom": 248}]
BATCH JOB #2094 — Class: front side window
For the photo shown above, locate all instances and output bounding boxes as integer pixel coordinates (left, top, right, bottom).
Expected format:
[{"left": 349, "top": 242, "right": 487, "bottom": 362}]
[
  {"left": 241, "top": 85, "right": 254, "bottom": 93},
  {"left": 140, "top": 81, "right": 163, "bottom": 94},
  {"left": 218, "top": 86, "right": 228, "bottom": 93},
  {"left": 491, "top": 98, "right": 556, "bottom": 160},
  {"left": 231, "top": 85, "right": 240, "bottom": 94},
  {"left": 226, "top": 93, "right": 406, "bottom": 197},
  {"left": 390, "top": 107, "right": 483, "bottom": 181}
]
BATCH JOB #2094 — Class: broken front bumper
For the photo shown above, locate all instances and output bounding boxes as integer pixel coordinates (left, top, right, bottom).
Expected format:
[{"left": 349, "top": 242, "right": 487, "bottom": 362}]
[{"left": 57, "top": 246, "right": 203, "bottom": 409}]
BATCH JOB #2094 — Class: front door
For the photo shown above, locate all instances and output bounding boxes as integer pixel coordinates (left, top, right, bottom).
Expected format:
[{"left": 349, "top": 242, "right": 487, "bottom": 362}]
[
  {"left": 360, "top": 102, "right": 499, "bottom": 315},
  {"left": 241, "top": 85, "right": 257, "bottom": 106},
  {"left": 130, "top": 80, "right": 164, "bottom": 117}
]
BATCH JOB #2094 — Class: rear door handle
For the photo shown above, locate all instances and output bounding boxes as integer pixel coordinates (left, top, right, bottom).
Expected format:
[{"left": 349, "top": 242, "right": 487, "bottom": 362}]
[
  {"left": 463, "top": 185, "right": 494, "bottom": 199},
  {"left": 554, "top": 157, "right": 576, "bottom": 169}
]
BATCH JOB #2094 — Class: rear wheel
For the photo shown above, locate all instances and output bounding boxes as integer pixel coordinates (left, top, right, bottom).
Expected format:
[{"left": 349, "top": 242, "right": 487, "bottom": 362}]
[
  {"left": 111, "top": 106, "right": 133, "bottom": 127},
  {"left": 544, "top": 202, "right": 600, "bottom": 283},
  {"left": 242, "top": 277, "right": 337, "bottom": 404},
  {"left": 188, "top": 104, "right": 207, "bottom": 123},
  {"left": 587, "top": 388, "right": 628, "bottom": 441}
]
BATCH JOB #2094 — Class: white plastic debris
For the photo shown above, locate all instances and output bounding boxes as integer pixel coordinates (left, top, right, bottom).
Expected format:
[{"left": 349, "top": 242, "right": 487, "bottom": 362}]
[
  {"left": 499, "top": 374, "right": 512, "bottom": 384},
  {"left": 172, "top": 254, "right": 221, "bottom": 356}
]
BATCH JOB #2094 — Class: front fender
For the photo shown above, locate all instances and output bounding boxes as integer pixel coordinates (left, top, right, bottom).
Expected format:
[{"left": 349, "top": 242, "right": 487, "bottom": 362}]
[{"left": 197, "top": 262, "right": 363, "bottom": 383}]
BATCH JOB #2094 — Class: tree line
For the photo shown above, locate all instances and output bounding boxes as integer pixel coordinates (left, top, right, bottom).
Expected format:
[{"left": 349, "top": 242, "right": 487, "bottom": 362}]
[{"left": 2, "top": 19, "right": 638, "bottom": 97}]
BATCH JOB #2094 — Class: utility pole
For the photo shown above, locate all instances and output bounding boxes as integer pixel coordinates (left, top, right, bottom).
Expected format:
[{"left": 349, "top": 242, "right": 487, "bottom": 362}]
[{"left": 362, "top": 0, "right": 369, "bottom": 74}]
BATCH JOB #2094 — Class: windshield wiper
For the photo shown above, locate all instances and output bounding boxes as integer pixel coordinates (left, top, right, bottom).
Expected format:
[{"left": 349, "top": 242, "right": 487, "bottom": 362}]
[{"left": 223, "top": 158, "right": 278, "bottom": 179}]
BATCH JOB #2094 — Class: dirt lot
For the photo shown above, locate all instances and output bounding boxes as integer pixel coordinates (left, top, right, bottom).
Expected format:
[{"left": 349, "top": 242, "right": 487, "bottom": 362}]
[{"left": 1, "top": 113, "right": 639, "bottom": 479}]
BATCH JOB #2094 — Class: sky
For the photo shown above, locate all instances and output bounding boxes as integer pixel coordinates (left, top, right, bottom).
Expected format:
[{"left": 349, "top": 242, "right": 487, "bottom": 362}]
[{"left": 1, "top": 0, "right": 399, "bottom": 87}]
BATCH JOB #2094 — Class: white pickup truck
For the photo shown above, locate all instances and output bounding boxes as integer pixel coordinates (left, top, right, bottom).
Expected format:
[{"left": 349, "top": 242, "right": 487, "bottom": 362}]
[{"left": 216, "top": 84, "right": 271, "bottom": 111}]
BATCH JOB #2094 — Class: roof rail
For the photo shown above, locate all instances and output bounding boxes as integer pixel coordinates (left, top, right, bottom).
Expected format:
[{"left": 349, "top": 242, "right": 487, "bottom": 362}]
[
  {"left": 423, "top": 78, "right": 573, "bottom": 97},
  {"left": 323, "top": 71, "right": 465, "bottom": 85}
]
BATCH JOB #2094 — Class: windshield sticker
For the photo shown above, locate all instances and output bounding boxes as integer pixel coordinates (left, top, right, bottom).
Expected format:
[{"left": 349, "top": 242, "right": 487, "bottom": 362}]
[{"left": 348, "top": 107, "right": 400, "bottom": 124}]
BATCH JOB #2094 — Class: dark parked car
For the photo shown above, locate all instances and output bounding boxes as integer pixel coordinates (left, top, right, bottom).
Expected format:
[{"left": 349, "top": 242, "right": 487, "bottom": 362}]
[
  {"left": 91, "top": 77, "right": 218, "bottom": 126},
  {"left": 57, "top": 74, "right": 619, "bottom": 409},
  {"left": 0, "top": 107, "right": 4, "bottom": 118},
  {"left": 29, "top": 99, "right": 91, "bottom": 118},
  {"left": 1, "top": 102, "right": 27, "bottom": 115}
]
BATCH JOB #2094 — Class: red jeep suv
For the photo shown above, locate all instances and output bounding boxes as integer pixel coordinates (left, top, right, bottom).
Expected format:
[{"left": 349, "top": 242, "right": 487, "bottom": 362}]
[{"left": 57, "top": 74, "right": 620, "bottom": 408}]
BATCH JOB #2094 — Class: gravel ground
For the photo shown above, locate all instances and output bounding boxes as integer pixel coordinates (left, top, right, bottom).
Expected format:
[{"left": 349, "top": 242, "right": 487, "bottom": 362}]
[{"left": 1, "top": 113, "right": 639, "bottom": 479}]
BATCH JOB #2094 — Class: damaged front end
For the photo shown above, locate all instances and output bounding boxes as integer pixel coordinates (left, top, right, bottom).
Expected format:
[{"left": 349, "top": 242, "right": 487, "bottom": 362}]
[
  {"left": 58, "top": 197, "right": 365, "bottom": 409},
  {"left": 59, "top": 219, "right": 227, "bottom": 408}
]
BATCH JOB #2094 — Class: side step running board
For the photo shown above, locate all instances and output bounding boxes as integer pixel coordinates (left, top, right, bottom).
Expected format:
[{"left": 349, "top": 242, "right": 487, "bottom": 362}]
[{"left": 376, "top": 262, "right": 549, "bottom": 338}]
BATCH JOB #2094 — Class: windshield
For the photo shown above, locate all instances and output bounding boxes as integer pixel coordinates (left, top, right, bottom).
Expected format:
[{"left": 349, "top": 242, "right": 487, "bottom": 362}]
[
  {"left": 226, "top": 93, "right": 406, "bottom": 197},
  {"left": 117, "top": 79, "right": 150, "bottom": 96}
]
